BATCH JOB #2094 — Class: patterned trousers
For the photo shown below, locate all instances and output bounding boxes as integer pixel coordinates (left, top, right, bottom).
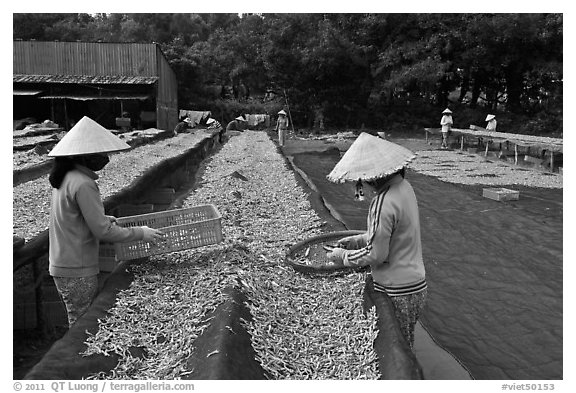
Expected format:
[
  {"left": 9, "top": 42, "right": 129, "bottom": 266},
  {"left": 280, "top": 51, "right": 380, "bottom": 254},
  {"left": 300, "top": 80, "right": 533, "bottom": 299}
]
[
  {"left": 389, "top": 289, "right": 428, "bottom": 349},
  {"left": 53, "top": 275, "right": 98, "bottom": 327}
]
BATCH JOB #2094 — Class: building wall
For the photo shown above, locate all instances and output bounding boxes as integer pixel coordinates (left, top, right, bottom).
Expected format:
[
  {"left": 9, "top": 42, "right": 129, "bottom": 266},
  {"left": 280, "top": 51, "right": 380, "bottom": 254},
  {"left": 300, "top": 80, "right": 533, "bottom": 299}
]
[{"left": 155, "top": 46, "right": 178, "bottom": 131}]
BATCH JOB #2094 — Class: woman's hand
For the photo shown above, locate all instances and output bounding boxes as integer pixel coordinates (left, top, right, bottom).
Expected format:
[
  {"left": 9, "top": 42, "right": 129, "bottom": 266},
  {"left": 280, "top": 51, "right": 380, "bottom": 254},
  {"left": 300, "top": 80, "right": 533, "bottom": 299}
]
[
  {"left": 141, "top": 226, "right": 165, "bottom": 245},
  {"left": 326, "top": 247, "right": 346, "bottom": 264},
  {"left": 337, "top": 236, "right": 355, "bottom": 249}
]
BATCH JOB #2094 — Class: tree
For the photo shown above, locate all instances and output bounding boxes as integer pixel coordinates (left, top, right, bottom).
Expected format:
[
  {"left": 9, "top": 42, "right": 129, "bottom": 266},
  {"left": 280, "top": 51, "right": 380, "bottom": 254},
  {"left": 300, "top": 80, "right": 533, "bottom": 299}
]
[{"left": 13, "top": 13, "right": 563, "bottom": 129}]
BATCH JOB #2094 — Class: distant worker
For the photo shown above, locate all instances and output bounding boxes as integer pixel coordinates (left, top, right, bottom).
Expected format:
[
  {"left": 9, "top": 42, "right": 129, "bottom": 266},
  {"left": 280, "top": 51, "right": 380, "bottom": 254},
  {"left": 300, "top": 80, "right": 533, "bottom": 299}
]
[
  {"left": 485, "top": 114, "right": 497, "bottom": 132},
  {"left": 226, "top": 116, "right": 246, "bottom": 132},
  {"left": 440, "top": 108, "right": 453, "bottom": 149},
  {"left": 206, "top": 118, "right": 221, "bottom": 129},
  {"left": 276, "top": 110, "right": 289, "bottom": 147},
  {"left": 173, "top": 117, "right": 191, "bottom": 136},
  {"left": 206, "top": 118, "right": 224, "bottom": 143}
]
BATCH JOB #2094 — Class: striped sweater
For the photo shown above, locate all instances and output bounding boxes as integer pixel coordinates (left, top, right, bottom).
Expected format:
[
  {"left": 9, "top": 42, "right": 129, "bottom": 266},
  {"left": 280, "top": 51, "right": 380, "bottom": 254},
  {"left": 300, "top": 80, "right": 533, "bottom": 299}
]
[{"left": 342, "top": 174, "right": 426, "bottom": 296}]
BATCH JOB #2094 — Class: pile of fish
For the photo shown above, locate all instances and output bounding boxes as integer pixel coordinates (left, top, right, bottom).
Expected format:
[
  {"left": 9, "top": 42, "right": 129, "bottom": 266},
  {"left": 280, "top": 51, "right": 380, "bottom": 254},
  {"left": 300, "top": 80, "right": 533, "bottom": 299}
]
[
  {"left": 410, "top": 150, "right": 563, "bottom": 188},
  {"left": 83, "top": 131, "right": 380, "bottom": 379},
  {"left": 12, "top": 132, "right": 212, "bottom": 241},
  {"left": 83, "top": 245, "right": 248, "bottom": 379},
  {"left": 13, "top": 148, "right": 51, "bottom": 171}
]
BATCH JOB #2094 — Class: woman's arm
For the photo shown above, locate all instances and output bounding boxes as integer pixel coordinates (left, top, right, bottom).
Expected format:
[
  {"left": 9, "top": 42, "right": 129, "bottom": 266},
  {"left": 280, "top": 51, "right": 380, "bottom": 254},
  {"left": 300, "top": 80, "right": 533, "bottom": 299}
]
[
  {"left": 76, "top": 181, "right": 144, "bottom": 242},
  {"left": 342, "top": 195, "right": 395, "bottom": 267}
]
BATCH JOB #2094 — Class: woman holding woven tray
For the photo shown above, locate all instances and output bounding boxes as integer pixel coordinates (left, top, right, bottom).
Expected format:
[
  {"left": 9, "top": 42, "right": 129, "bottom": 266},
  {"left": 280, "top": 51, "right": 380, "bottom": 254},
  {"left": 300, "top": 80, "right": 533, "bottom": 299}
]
[
  {"left": 325, "top": 132, "right": 427, "bottom": 349},
  {"left": 47, "top": 116, "right": 164, "bottom": 327}
]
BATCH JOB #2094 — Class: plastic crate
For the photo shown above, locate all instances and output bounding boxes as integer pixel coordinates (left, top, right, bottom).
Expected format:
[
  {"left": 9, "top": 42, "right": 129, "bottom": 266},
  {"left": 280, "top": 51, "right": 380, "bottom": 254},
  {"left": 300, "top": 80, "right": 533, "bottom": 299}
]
[
  {"left": 482, "top": 188, "right": 520, "bottom": 202},
  {"left": 114, "top": 205, "right": 223, "bottom": 261}
]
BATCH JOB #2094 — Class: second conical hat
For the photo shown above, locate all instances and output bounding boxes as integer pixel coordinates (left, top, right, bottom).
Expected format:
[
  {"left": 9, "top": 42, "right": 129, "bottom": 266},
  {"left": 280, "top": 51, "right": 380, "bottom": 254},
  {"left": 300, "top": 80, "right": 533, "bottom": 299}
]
[
  {"left": 485, "top": 114, "right": 496, "bottom": 121},
  {"left": 48, "top": 116, "right": 130, "bottom": 157},
  {"left": 327, "top": 132, "right": 416, "bottom": 183},
  {"left": 442, "top": 108, "right": 452, "bottom": 114}
]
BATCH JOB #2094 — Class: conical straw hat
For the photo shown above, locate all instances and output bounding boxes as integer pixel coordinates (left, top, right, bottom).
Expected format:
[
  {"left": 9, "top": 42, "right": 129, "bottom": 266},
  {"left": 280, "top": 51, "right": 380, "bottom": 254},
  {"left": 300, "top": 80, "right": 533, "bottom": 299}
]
[
  {"left": 235, "top": 116, "right": 245, "bottom": 121},
  {"left": 485, "top": 114, "right": 496, "bottom": 121},
  {"left": 442, "top": 108, "right": 452, "bottom": 114},
  {"left": 278, "top": 110, "right": 287, "bottom": 116},
  {"left": 48, "top": 116, "right": 130, "bottom": 157},
  {"left": 327, "top": 132, "right": 416, "bottom": 183}
]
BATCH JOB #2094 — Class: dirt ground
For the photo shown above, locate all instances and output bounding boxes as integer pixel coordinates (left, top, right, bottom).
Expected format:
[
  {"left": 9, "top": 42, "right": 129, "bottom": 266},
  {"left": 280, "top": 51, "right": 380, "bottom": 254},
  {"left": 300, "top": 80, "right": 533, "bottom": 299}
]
[{"left": 282, "top": 133, "right": 563, "bottom": 380}]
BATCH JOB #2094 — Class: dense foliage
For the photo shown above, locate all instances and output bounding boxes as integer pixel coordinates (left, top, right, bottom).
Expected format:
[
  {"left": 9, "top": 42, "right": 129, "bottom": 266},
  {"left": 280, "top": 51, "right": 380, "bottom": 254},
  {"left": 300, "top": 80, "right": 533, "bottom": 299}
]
[{"left": 13, "top": 13, "right": 562, "bottom": 135}]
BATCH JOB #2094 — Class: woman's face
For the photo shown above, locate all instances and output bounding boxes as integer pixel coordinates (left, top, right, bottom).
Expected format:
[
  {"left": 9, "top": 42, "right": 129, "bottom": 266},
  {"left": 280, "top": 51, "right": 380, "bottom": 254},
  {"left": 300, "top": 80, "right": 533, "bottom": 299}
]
[
  {"left": 364, "top": 180, "right": 378, "bottom": 194},
  {"left": 83, "top": 153, "right": 110, "bottom": 171}
]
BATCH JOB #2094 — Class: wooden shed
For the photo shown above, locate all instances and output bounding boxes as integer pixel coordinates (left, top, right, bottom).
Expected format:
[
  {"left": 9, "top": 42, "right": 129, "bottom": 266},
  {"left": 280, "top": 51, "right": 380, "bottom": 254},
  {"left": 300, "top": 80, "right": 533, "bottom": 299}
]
[{"left": 13, "top": 40, "right": 178, "bottom": 132}]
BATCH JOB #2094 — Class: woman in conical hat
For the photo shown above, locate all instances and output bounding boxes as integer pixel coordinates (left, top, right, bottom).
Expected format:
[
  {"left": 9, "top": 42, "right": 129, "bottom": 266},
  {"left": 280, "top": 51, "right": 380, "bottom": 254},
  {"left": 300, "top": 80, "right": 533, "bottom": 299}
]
[
  {"left": 325, "top": 132, "right": 427, "bottom": 349},
  {"left": 485, "top": 114, "right": 497, "bottom": 132},
  {"left": 440, "top": 108, "right": 453, "bottom": 149},
  {"left": 225, "top": 115, "right": 246, "bottom": 134},
  {"left": 48, "top": 116, "right": 164, "bottom": 327},
  {"left": 276, "top": 109, "right": 289, "bottom": 147}
]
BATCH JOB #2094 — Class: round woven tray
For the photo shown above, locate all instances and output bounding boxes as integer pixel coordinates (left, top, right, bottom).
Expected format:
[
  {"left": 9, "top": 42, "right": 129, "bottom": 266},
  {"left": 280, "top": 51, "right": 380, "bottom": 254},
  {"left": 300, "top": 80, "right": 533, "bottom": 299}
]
[{"left": 285, "top": 230, "right": 367, "bottom": 274}]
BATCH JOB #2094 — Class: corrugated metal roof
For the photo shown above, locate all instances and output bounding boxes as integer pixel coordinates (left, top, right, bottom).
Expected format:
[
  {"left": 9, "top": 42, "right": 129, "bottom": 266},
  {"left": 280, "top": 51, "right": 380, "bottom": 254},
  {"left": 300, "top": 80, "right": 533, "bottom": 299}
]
[
  {"left": 13, "top": 90, "right": 43, "bottom": 96},
  {"left": 39, "top": 94, "right": 151, "bottom": 101},
  {"left": 13, "top": 74, "right": 158, "bottom": 84}
]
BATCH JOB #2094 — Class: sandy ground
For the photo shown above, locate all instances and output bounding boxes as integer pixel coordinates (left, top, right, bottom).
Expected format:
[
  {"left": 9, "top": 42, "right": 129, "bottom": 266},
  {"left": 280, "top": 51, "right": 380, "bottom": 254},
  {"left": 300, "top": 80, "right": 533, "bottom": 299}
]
[{"left": 281, "top": 132, "right": 562, "bottom": 380}]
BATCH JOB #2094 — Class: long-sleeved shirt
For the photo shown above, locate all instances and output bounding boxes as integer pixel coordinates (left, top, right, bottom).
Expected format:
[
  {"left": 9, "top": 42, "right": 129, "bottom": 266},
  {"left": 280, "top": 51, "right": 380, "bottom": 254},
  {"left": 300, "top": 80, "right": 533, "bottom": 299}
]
[
  {"left": 276, "top": 116, "right": 289, "bottom": 131},
  {"left": 207, "top": 119, "right": 222, "bottom": 129},
  {"left": 173, "top": 121, "right": 189, "bottom": 135},
  {"left": 342, "top": 174, "right": 426, "bottom": 296},
  {"left": 486, "top": 119, "right": 497, "bottom": 131},
  {"left": 440, "top": 115, "right": 453, "bottom": 133},
  {"left": 49, "top": 165, "right": 144, "bottom": 277}
]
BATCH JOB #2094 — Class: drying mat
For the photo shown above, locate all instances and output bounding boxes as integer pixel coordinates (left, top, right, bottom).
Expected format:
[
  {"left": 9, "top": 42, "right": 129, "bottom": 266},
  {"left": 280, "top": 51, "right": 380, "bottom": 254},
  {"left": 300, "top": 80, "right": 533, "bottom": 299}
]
[{"left": 286, "top": 230, "right": 368, "bottom": 275}]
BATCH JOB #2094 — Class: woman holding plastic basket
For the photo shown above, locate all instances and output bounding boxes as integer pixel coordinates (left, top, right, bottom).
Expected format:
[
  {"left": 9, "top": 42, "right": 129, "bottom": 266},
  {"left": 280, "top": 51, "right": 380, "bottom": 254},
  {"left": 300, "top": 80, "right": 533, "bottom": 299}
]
[{"left": 47, "top": 116, "right": 164, "bottom": 327}]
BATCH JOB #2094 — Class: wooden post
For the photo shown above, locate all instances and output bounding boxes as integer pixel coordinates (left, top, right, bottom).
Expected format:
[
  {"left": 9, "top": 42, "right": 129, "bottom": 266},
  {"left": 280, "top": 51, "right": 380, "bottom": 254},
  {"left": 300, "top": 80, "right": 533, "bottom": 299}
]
[
  {"left": 425, "top": 130, "right": 428, "bottom": 143},
  {"left": 550, "top": 151, "right": 554, "bottom": 172},
  {"left": 515, "top": 144, "right": 518, "bottom": 165},
  {"left": 485, "top": 141, "right": 489, "bottom": 157},
  {"left": 460, "top": 135, "right": 464, "bottom": 151}
]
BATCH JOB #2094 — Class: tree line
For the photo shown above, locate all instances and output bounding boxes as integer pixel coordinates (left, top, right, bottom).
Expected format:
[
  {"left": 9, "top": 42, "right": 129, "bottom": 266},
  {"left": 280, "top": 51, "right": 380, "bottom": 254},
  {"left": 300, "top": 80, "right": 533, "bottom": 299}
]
[{"left": 13, "top": 13, "right": 562, "bottom": 133}]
